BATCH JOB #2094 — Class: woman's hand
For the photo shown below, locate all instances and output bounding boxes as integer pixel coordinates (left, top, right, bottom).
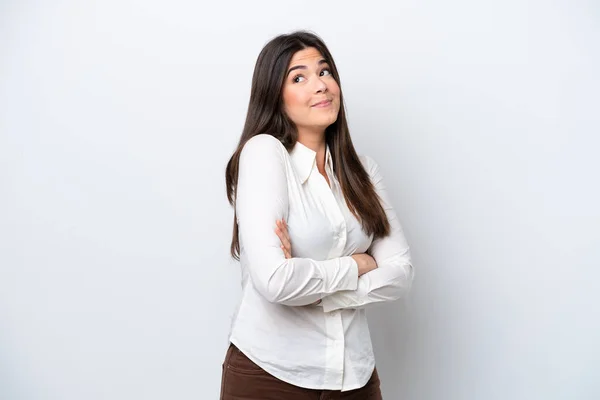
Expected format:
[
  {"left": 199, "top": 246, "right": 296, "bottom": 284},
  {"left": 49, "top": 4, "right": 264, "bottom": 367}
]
[
  {"left": 275, "top": 219, "right": 377, "bottom": 277},
  {"left": 352, "top": 253, "right": 378, "bottom": 276},
  {"left": 275, "top": 219, "right": 321, "bottom": 306},
  {"left": 275, "top": 219, "right": 292, "bottom": 259}
]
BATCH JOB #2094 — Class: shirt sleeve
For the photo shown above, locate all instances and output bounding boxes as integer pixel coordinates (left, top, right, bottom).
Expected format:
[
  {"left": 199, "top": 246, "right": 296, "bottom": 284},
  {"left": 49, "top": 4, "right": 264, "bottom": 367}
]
[
  {"left": 319, "top": 155, "right": 415, "bottom": 312},
  {"left": 236, "top": 134, "right": 359, "bottom": 306}
]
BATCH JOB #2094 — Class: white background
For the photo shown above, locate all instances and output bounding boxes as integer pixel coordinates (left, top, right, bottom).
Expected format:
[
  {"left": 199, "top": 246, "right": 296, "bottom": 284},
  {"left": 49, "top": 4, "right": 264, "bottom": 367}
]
[{"left": 1, "top": 1, "right": 598, "bottom": 399}]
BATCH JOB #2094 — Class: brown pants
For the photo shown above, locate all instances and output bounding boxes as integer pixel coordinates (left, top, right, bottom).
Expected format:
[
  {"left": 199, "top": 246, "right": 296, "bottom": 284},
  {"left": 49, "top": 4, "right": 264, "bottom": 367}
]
[{"left": 220, "top": 343, "right": 383, "bottom": 399}]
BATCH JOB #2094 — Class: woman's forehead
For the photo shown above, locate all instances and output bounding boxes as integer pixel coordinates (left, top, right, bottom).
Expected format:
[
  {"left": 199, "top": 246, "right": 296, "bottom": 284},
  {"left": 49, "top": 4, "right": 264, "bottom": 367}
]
[{"left": 289, "top": 47, "right": 325, "bottom": 65}]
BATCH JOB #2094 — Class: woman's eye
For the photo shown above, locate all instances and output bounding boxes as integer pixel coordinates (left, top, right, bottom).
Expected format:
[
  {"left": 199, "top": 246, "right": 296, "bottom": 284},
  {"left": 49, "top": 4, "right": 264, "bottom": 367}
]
[
  {"left": 320, "top": 68, "right": 331, "bottom": 76},
  {"left": 293, "top": 75, "right": 305, "bottom": 83}
]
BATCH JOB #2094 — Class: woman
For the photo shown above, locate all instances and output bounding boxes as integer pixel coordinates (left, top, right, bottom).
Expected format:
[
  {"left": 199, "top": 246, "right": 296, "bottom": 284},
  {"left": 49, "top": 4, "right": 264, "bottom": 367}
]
[{"left": 221, "top": 31, "right": 415, "bottom": 399}]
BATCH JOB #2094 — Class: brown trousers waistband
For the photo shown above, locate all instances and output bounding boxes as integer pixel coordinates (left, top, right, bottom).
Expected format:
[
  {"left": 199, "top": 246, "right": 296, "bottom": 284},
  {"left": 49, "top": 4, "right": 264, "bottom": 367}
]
[{"left": 220, "top": 343, "right": 383, "bottom": 400}]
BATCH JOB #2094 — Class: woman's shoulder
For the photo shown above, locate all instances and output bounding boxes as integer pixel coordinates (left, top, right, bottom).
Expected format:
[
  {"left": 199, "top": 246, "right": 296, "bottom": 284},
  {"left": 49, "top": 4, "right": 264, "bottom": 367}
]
[
  {"left": 240, "top": 134, "right": 287, "bottom": 161},
  {"left": 358, "top": 154, "right": 380, "bottom": 177}
]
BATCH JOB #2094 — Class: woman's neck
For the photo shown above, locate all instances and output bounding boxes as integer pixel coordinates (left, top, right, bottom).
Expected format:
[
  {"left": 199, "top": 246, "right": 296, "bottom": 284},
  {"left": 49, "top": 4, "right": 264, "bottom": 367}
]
[{"left": 297, "top": 130, "right": 327, "bottom": 173}]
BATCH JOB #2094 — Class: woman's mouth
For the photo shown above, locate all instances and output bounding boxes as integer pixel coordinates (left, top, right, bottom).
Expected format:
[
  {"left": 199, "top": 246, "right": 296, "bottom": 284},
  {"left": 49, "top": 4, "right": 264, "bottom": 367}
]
[{"left": 311, "top": 100, "right": 332, "bottom": 108}]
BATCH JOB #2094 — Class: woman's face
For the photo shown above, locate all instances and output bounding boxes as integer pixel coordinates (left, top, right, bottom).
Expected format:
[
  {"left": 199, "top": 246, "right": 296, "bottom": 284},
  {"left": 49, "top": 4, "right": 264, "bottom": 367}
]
[{"left": 282, "top": 47, "right": 340, "bottom": 134}]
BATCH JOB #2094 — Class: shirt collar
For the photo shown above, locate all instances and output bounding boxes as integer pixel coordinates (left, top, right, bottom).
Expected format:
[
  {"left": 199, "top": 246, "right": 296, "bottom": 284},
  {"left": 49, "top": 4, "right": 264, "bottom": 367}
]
[{"left": 289, "top": 141, "right": 333, "bottom": 184}]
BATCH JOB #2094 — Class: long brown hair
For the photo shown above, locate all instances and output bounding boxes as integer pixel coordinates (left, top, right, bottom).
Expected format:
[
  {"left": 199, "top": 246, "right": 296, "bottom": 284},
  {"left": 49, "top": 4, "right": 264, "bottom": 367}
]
[{"left": 225, "top": 31, "right": 390, "bottom": 260}]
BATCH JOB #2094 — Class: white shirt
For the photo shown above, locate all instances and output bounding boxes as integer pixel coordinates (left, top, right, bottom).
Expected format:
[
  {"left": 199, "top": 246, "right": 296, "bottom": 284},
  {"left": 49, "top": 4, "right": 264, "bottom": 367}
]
[{"left": 227, "top": 134, "right": 414, "bottom": 391}]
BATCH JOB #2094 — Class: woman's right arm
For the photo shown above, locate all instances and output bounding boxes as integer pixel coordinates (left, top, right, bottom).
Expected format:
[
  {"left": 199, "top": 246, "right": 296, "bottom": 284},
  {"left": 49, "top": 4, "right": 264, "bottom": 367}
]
[{"left": 236, "top": 134, "right": 359, "bottom": 306}]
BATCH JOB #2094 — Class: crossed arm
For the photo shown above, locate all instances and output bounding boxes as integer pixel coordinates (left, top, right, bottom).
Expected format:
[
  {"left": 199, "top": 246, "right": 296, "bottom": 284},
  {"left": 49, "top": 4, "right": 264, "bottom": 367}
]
[
  {"left": 237, "top": 135, "right": 413, "bottom": 311},
  {"left": 274, "top": 218, "right": 378, "bottom": 305},
  {"left": 273, "top": 156, "right": 414, "bottom": 312}
]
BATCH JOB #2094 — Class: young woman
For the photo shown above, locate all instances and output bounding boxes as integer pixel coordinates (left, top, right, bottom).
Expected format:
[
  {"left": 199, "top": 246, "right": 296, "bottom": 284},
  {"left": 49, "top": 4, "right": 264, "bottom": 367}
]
[{"left": 221, "top": 31, "right": 415, "bottom": 399}]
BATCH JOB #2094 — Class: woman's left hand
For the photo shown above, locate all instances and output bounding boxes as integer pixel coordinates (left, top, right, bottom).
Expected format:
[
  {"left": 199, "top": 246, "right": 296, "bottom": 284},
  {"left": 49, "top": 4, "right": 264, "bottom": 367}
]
[
  {"left": 275, "top": 219, "right": 292, "bottom": 258},
  {"left": 275, "top": 219, "right": 321, "bottom": 306}
]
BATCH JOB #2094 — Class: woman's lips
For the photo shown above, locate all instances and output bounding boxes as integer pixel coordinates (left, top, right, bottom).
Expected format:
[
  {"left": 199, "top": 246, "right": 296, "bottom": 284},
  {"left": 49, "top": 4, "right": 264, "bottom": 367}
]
[{"left": 311, "top": 100, "right": 332, "bottom": 108}]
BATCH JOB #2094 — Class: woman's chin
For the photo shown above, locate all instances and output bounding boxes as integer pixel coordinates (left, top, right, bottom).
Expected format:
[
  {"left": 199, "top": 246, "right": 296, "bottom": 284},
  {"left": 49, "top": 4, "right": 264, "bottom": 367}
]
[{"left": 315, "top": 116, "right": 338, "bottom": 129}]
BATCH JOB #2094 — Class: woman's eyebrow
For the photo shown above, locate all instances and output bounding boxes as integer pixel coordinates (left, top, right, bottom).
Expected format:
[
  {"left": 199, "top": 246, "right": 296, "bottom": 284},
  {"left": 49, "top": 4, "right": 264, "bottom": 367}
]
[{"left": 286, "top": 59, "right": 329, "bottom": 77}]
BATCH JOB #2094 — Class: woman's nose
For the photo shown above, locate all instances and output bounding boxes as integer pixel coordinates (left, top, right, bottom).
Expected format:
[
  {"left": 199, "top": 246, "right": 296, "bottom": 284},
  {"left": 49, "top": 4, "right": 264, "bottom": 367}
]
[{"left": 314, "top": 76, "right": 327, "bottom": 93}]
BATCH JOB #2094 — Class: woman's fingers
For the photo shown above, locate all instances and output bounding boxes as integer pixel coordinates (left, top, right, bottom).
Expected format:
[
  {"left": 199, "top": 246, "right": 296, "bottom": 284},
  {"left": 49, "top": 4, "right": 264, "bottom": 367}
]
[
  {"left": 275, "top": 220, "right": 292, "bottom": 258},
  {"left": 281, "top": 219, "right": 291, "bottom": 243},
  {"left": 277, "top": 220, "right": 291, "bottom": 247},
  {"left": 279, "top": 220, "right": 292, "bottom": 250},
  {"left": 275, "top": 225, "right": 285, "bottom": 245}
]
